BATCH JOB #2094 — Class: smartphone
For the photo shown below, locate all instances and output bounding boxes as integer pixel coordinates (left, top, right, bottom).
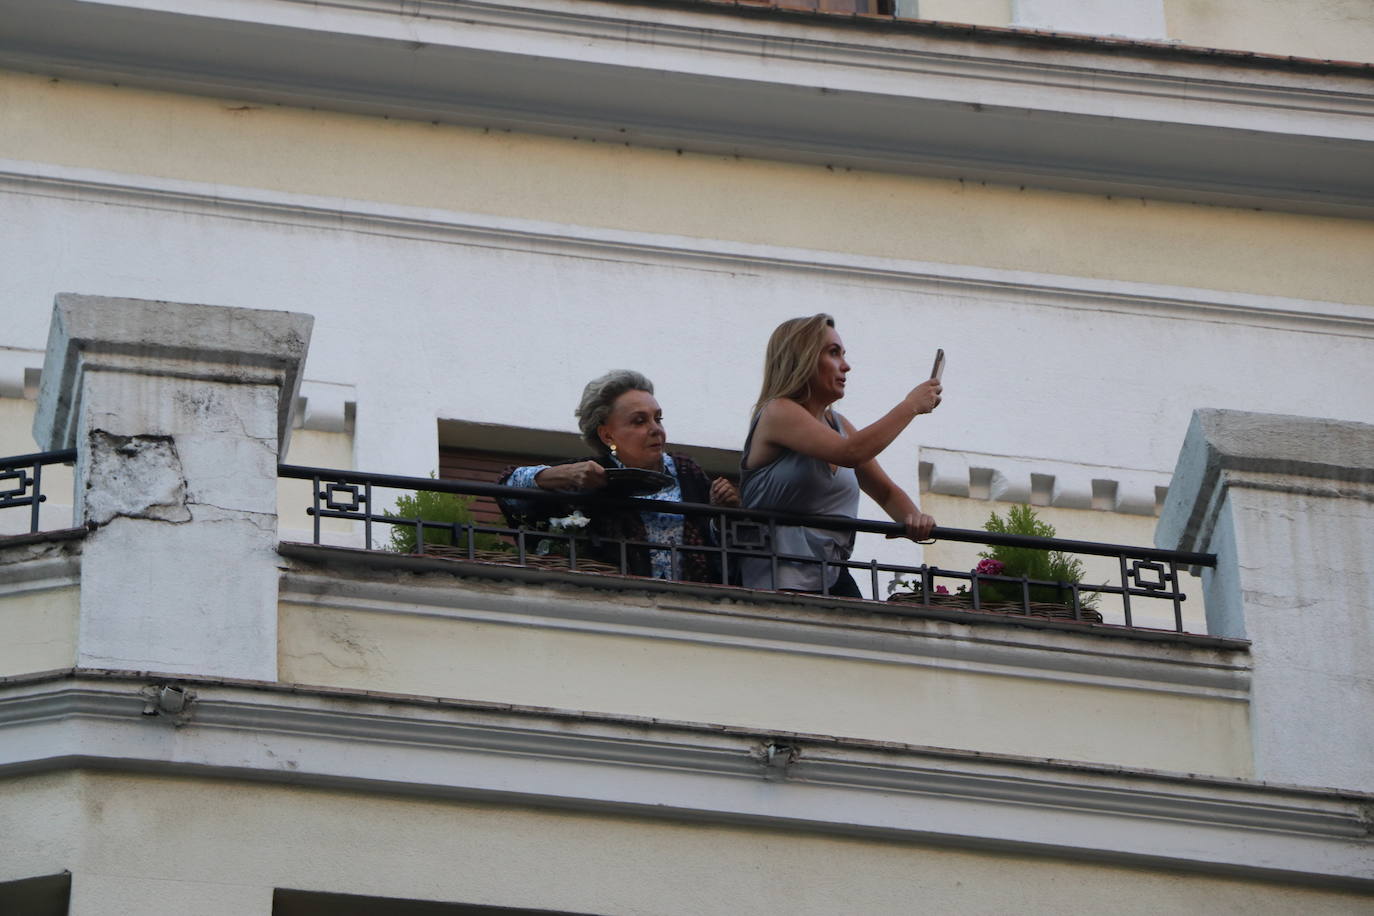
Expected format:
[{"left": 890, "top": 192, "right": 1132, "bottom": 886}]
[{"left": 930, "top": 348, "right": 945, "bottom": 381}]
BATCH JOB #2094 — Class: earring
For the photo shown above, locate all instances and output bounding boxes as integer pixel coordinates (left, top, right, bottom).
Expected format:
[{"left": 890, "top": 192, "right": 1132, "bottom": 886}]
[{"left": 608, "top": 442, "right": 618, "bottom": 457}]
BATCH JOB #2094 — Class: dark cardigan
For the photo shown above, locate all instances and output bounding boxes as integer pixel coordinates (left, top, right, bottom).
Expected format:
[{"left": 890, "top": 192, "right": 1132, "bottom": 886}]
[{"left": 496, "top": 453, "right": 722, "bottom": 583}]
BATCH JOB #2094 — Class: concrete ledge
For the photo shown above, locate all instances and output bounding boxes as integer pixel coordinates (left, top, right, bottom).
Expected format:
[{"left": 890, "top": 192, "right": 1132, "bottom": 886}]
[
  {"left": 279, "top": 541, "right": 1248, "bottom": 650},
  {"left": 0, "top": 671, "right": 1368, "bottom": 888},
  {"left": 1157, "top": 408, "right": 1374, "bottom": 554},
  {"left": 33, "top": 294, "right": 313, "bottom": 454},
  {"left": 4, "top": 0, "right": 1374, "bottom": 218},
  {"left": 277, "top": 542, "right": 1254, "bottom": 777}
]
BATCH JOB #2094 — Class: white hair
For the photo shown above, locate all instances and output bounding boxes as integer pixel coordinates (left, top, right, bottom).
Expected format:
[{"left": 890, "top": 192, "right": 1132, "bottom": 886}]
[{"left": 575, "top": 370, "right": 655, "bottom": 452}]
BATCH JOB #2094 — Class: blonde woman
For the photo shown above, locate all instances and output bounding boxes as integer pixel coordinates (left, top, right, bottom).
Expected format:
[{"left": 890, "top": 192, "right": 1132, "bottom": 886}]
[{"left": 740, "top": 314, "right": 942, "bottom": 596}]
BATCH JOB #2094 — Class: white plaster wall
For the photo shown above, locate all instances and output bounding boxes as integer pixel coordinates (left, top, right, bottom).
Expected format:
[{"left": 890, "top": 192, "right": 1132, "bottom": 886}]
[
  {"left": 3, "top": 73, "right": 1374, "bottom": 581},
  {"left": 278, "top": 600, "right": 1252, "bottom": 776},
  {"left": 6, "top": 167, "right": 1371, "bottom": 573},
  {"left": 4, "top": 771, "right": 1371, "bottom": 916},
  {"left": 1165, "top": 0, "right": 1374, "bottom": 62},
  {"left": 1227, "top": 485, "right": 1374, "bottom": 792}
]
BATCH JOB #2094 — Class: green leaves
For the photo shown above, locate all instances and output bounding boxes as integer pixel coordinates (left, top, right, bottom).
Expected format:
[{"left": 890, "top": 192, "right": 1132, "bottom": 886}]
[
  {"left": 978, "top": 504, "right": 1093, "bottom": 607},
  {"left": 386, "top": 476, "right": 507, "bottom": 553}
]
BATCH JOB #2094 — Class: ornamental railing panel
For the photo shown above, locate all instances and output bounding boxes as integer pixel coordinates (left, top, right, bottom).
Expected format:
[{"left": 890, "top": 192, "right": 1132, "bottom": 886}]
[
  {"left": 0, "top": 448, "right": 77, "bottom": 538},
  {"left": 279, "top": 464, "right": 1217, "bottom": 635}
]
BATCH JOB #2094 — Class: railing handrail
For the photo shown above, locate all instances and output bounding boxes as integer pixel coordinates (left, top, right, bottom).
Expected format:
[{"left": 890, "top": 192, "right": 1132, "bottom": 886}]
[
  {"left": 1, "top": 448, "right": 77, "bottom": 468},
  {"left": 277, "top": 463, "right": 1216, "bottom": 567}
]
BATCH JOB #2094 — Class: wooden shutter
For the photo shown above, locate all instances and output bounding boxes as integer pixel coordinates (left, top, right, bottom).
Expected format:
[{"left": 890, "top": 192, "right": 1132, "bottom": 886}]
[{"left": 437, "top": 447, "right": 547, "bottom": 529}]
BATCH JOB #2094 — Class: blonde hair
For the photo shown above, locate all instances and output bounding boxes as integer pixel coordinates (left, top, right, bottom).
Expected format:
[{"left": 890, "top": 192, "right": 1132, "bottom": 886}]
[{"left": 752, "top": 313, "right": 835, "bottom": 418}]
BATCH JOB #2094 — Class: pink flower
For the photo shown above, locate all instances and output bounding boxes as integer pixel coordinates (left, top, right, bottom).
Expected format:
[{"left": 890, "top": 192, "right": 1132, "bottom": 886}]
[
  {"left": 975, "top": 558, "right": 1004, "bottom": 577},
  {"left": 934, "top": 585, "right": 950, "bottom": 595}
]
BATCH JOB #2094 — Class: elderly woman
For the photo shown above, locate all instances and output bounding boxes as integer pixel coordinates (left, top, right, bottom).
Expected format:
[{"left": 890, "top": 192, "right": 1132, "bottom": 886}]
[
  {"left": 740, "top": 314, "right": 942, "bottom": 597},
  {"left": 498, "top": 370, "right": 739, "bottom": 582}
]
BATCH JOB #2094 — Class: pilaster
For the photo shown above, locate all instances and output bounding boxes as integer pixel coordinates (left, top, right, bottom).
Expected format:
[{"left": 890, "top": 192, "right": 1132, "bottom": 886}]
[
  {"left": 1157, "top": 408, "right": 1374, "bottom": 793},
  {"left": 33, "top": 294, "right": 312, "bottom": 681}
]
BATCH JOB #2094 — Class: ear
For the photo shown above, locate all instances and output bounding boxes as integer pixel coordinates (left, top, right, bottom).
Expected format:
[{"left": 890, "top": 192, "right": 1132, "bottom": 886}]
[{"left": 597, "top": 425, "right": 612, "bottom": 447}]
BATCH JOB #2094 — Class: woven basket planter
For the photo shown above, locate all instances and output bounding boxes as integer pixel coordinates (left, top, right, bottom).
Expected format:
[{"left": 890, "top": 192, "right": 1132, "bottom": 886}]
[
  {"left": 422, "top": 544, "right": 622, "bottom": 576},
  {"left": 887, "top": 591, "right": 1103, "bottom": 623}
]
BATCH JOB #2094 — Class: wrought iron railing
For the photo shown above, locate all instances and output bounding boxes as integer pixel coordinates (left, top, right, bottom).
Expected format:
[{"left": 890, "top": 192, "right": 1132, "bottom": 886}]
[
  {"left": 0, "top": 448, "right": 76, "bottom": 536},
  {"left": 279, "top": 464, "right": 1216, "bottom": 634}
]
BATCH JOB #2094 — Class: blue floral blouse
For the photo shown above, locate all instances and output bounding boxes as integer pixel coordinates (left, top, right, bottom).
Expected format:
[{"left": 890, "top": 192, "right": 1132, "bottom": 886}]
[{"left": 503, "top": 454, "right": 686, "bottom": 579}]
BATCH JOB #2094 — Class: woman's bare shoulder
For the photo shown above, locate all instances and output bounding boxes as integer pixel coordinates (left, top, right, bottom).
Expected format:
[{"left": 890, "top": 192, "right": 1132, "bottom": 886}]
[{"left": 758, "top": 397, "right": 813, "bottom": 424}]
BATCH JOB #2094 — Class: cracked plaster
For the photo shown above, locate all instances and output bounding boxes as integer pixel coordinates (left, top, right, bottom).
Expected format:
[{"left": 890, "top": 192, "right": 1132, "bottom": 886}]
[{"left": 83, "top": 430, "right": 191, "bottom": 526}]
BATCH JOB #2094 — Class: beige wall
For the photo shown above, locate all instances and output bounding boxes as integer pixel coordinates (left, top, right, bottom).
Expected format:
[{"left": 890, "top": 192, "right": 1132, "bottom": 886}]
[
  {"left": 0, "top": 396, "right": 71, "bottom": 680},
  {"left": 3, "top": 770, "right": 1370, "bottom": 915},
  {"left": 277, "top": 428, "right": 356, "bottom": 540},
  {"left": 3, "top": 71, "right": 1373, "bottom": 307},
  {"left": 0, "top": 586, "right": 78, "bottom": 676},
  {"left": 279, "top": 596, "right": 1251, "bottom": 777},
  {"left": 0, "top": 397, "right": 37, "bottom": 456},
  {"left": 1166, "top": 0, "right": 1374, "bottom": 62},
  {"left": 917, "top": 0, "right": 1013, "bottom": 26},
  {"left": 909, "top": 1, "right": 1374, "bottom": 64}
]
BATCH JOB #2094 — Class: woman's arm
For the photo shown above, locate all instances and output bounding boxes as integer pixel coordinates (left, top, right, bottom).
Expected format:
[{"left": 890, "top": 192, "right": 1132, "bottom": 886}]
[
  {"left": 842, "top": 417, "right": 936, "bottom": 540},
  {"left": 533, "top": 461, "right": 607, "bottom": 491},
  {"left": 497, "top": 460, "right": 607, "bottom": 530},
  {"left": 750, "top": 380, "right": 941, "bottom": 470}
]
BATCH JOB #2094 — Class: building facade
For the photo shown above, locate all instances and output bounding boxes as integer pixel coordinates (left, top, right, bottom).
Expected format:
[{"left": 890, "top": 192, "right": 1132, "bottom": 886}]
[{"left": 1, "top": 1, "right": 1372, "bottom": 912}]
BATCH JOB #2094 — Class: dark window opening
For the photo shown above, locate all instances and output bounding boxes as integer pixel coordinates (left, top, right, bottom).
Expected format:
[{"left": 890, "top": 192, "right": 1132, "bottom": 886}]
[
  {"left": 273, "top": 888, "right": 599, "bottom": 916},
  {"left": 0, "top": 872, "right": 71, "bottom": 916}
]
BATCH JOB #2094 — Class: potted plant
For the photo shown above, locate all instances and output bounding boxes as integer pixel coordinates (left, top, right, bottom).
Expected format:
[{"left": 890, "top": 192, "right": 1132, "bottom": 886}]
[
  {"left": 888, "top": 504, "right": 1099, "bottom": 620},
  {"left": 975, "top": 504, "right": 1094, "bottom": 608}
]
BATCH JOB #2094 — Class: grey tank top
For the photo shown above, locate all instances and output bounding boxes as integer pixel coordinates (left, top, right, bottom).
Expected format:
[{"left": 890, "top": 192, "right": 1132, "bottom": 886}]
[{"left": 739, "top": 406, "right": 860, "bottom": 590}]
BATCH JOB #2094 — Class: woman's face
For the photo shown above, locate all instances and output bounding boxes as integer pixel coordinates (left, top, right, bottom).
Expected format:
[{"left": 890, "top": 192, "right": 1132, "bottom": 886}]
[
  {"left": 810, "top": 326, "right": 850, "bottom": 405},
  {"left": 598, "top": 389, "right": 666, "bottom": 469}
]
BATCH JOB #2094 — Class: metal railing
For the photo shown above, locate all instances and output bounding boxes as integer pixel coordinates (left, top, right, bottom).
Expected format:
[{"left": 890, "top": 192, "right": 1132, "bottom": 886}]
[
  {"left": 280, "top": 464, "right": 1216, "bottom": 634},
  {"left": 0, "top": 448, "right": 76, "bottom": 536}
]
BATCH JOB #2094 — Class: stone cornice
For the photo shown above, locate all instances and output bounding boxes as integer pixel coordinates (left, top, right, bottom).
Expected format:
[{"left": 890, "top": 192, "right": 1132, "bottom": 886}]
[
  {"left": 0, "top": 550, "right": 81, "bottom": 596},
  {"left": 1, "top": 0, "right": 1372, "bottom": 215},
  {"left": 5, "top": 161, "right": 1372, "bottom": 342},
  {"left": 921, "top": 447, "right": 1174, "bottom": 516},
  {"left": 1, "top": 671, "right": 1369, "bottom": 886},
  {"left": 0, "top": 531, "right": 84, "bottom": 579}
]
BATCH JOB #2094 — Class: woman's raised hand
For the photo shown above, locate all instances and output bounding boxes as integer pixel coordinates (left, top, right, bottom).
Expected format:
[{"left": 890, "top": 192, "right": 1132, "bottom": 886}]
[
  {"left": 905, "top": 378, "right": 943, "bottom": 416},
  {"left": 709, "top": 477, "right": 741, "bottom": 507}
]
